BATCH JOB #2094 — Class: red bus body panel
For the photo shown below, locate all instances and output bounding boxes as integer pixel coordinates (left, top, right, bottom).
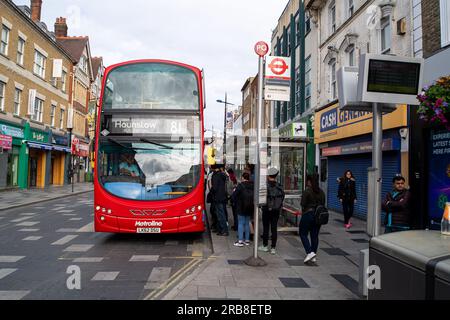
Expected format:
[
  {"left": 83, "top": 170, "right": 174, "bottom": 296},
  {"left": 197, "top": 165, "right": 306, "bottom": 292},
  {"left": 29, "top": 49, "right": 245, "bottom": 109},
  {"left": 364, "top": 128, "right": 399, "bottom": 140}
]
[{"left": 94, "top": 59, "right": 205, "bottom": 234}]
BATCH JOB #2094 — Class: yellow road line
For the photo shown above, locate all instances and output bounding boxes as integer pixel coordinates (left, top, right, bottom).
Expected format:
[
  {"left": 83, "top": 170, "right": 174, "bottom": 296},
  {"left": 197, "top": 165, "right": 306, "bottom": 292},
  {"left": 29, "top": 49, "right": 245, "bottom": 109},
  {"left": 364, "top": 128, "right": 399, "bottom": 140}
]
[{"left": 144, "top": 258, "right": 202, "bottom": 300}]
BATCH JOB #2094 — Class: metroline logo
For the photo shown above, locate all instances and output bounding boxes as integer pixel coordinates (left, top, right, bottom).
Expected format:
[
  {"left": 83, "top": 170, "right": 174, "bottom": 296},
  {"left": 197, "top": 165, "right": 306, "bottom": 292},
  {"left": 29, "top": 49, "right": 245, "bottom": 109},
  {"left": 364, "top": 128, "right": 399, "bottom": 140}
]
[{"left": 135, "top": 221, "right": 163, "bottom": 227}]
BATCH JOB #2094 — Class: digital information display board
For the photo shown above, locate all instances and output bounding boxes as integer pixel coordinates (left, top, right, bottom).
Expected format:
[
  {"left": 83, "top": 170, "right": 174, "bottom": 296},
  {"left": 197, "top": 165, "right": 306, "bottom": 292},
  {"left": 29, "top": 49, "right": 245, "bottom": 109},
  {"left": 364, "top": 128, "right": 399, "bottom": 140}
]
[{"left": 367, "top": 59, "right": 421, "bottom": 95}]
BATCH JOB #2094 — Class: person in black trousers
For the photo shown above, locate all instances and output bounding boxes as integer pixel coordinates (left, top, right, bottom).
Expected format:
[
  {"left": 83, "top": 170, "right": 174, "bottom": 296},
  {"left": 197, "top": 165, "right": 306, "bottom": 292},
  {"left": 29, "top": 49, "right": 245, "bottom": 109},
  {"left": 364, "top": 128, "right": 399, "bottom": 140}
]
[
  {"left": 258, "top": 167, "right": 285, "bottom": 255},
  {"left": 210, "top": 164, "right": 229, "bottom": 236},
  {"left": 299, "top": 174, "right": 325, "bottom": 264},
  {"left": 338, "top": 170, "right": 357, "bottom": 229}
]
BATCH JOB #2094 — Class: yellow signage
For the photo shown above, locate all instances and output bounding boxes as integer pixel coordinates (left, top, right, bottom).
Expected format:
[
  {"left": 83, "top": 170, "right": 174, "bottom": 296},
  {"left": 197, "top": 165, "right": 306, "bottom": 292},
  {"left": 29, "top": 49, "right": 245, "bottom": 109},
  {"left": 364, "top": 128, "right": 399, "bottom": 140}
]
[{"left": 314, "top": 103, "right": 408, "bottom": 144}]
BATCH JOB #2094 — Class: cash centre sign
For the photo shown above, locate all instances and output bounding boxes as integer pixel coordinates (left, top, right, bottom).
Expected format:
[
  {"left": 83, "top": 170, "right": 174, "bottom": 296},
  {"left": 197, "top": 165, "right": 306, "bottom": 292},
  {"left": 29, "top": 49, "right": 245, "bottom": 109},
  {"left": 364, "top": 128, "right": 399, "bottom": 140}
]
[{"left": 314, "top": 103, "right": 408, "bottom": 144}]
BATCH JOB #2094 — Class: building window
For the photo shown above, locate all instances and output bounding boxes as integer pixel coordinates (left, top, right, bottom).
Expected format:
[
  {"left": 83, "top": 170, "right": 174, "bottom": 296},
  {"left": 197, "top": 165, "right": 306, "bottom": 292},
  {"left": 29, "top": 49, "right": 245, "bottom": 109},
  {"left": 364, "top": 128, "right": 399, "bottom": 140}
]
[
  {"left": 14, "top": 88, "right": 21, "bottom": 115},
  {"left": 305, "top": 56, "right": 312, "bottom": 110},
  {"left": 79, "top": 55, "right": 88, "bottom": 74},
  {"left": 60, "top": 108, "right": 65, "bottom": 129},
  {"left": 380, "top": 16, "right": 391, "bottom": 54},
  {"left": 32, "top": 98, "right": 44, "bottom": 122},
  {"left": 34, "top": 50, "right": 46, "bottom": 78},
  {"left": 305, "top": 12, "right": 311, "bottom": 34},
  {"left": 287, "top": 26, "right": 291, "bottom": 56},
  {"left": 62, "top": 71, "right": 67, "bottom": 93},
  {"left": 0, "top": 81, "right": 5, "bottom": 111},
  {"left": 1, "top": 25, "right": 10, "bottom": 56},
  {"left": 440, "top": 0, "right": 450, "bottom": 47},
  {"left": 50, "top": 104, "right": 56, "bottom": 127},
  {"left": 348, "top": 0, "right": 354, "bottom": 18},
  {"left": 330, "top": 59, "right": 337, "bottom": 100},
  {"left": 329, "top": 0, "right": 336, "bottom": 35},
  {"left": 347, "top": 45, "right": 355, "bottom": 66},
  {"left": 17, "top": 37, "right": 25, "bottom": 65}
]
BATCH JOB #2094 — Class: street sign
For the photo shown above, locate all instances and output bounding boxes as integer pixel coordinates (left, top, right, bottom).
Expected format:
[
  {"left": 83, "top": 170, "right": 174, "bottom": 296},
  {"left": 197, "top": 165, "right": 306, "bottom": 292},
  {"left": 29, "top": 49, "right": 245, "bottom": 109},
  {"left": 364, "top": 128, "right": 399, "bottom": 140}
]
[
  {"left": 254, "top": 41, "right": 269, "bottom": 57},
  {"left": 72, "top": 137, "right": 79, "bottom": 145},
  {"left": 264, "top": 56, "right": 291, "bottom": 102}
]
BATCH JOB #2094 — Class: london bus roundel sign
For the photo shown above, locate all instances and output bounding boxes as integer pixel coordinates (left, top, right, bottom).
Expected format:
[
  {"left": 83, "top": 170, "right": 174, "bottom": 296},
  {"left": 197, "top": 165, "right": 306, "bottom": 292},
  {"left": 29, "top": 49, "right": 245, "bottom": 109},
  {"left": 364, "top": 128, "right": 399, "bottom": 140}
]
[{"left": 254, "top": 41, "right": 269, "bottom": 57}]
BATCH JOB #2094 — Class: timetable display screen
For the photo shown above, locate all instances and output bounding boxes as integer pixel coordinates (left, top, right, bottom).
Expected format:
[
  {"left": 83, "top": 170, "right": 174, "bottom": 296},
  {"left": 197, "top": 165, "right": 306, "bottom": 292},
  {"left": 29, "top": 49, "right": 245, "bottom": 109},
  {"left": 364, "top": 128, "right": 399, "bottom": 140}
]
[{"left": 367, "top": 59, "right": 421, "bottom": 95}]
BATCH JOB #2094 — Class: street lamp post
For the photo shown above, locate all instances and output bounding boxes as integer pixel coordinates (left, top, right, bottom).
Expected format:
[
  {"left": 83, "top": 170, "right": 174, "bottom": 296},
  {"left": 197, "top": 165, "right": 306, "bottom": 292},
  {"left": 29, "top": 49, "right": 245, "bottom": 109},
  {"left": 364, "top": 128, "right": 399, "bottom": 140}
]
[{"left": 216, "top": 94, "right": 234, "bottom": 160}]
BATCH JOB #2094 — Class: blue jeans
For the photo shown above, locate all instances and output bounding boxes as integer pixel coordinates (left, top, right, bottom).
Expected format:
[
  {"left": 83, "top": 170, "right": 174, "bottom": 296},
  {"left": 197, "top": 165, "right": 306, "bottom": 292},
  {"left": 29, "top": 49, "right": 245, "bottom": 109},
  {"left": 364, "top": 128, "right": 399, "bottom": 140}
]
[
  {"left": 237, "top": 215, "right": 251, "bottom": 242},
  {"left": 215, "top": 201, "right": 228, "bottom": 234},
  {"left": 299, "top": 211, "right": 321, "bottom": 254}
]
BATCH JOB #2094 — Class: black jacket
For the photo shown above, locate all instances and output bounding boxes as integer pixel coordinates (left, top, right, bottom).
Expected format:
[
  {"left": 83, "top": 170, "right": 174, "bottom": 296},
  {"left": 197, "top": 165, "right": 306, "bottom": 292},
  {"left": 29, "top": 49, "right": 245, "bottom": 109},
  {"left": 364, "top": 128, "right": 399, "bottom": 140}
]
[
  {"left": 301, "top": 186, "right": 326, "bottom": 213},
  {"left": 382, "top": 189, "right": 411, "bottom": 226},
  {"left": 338, "top": 178, "right": 357, "bottom": 201},
  {"left": 210, "top": 171, "right": 227, "bottom": 203},
  {"left": 234, "top": 181, "right": 254, "bottom": 216}
]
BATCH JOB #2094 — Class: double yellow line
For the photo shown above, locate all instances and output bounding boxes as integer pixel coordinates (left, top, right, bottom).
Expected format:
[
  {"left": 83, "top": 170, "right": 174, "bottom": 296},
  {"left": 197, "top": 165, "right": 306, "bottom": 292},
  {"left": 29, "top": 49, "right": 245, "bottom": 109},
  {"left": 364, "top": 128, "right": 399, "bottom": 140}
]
[{"left": 144, "top": 257, "right": 203, "bottom": 300}]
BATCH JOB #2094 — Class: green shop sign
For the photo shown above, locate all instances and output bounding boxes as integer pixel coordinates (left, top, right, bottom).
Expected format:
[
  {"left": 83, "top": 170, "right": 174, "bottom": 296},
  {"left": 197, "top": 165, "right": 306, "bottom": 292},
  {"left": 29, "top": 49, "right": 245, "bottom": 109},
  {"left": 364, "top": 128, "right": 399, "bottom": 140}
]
[
  {"left": 0, "top": 123, "right": 24, "bottom": 139},
  {"left": 279, "top": 122, "right": 308, "bottom": 138},
  {"left": 29, "top": 129, "right": 49, "bottom": 143}
]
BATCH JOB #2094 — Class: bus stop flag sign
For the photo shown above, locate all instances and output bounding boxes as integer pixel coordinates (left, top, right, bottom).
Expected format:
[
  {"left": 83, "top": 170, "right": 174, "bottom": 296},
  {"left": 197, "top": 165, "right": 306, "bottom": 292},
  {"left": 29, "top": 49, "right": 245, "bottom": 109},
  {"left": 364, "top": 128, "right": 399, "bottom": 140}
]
[{"left": 265, "top": 56, "right": 291, "bottom": 102}]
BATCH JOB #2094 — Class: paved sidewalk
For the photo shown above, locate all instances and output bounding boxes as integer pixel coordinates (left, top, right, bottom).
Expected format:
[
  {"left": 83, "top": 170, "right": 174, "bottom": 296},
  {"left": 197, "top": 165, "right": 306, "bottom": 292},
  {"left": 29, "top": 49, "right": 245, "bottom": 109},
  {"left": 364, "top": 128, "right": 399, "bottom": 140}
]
[
  {"left": 0, "top": 183, "right": 94, "bottom": 211},
  {"left": 164, "top": 210, "right": 369, "bottom": 300}
]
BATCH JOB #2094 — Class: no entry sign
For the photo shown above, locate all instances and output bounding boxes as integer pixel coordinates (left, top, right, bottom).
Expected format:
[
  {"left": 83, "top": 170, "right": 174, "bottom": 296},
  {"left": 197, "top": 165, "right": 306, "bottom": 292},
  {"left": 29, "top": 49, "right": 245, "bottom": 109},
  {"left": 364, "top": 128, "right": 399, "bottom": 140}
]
[{"left": 254, "top": 41, "right": 269, "bottom": 57}]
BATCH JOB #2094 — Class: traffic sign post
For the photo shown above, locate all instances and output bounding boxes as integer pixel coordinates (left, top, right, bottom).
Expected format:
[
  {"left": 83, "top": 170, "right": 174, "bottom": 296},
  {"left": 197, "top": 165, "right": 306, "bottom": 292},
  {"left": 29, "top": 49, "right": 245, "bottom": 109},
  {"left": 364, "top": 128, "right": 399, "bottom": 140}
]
[
  {"left": 245, "top": 42, "right": 269, "bottom": 267},
  {"left": 264, "top": 56, "right": 291, "bottom": 102}
]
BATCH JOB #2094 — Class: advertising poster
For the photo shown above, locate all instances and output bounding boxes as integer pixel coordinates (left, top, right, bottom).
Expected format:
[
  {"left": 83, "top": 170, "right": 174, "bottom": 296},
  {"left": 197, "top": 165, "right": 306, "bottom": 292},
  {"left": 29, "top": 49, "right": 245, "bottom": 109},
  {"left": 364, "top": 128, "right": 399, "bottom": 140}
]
[{"left": 428, "top": 129, "right": 450, "bottom": 227}]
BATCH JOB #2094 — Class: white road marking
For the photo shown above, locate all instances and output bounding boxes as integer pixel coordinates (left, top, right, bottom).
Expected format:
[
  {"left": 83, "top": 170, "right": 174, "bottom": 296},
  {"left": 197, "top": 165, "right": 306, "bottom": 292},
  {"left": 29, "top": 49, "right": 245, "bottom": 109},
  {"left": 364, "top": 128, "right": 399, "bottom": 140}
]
[
  {"left": 144, "top": 267, "right": 172, "bottom": 289},
  {"left": 0, "top": 256, "right": 25, "bottom": 263},
  {"left": 0, "top": 291, "right": 30, "bottom": 300},
  {"left": 64, "top": 244, "right": 94, "bottom": 252},
  {"left": 15, "top": 221, "right": 39, "bottom": 227},
  {"left": 129, "top": 255, "right": 159, "bottom": 262},
  {"left": 91, "top": 272, "right": 119, "bottom": 281},
  {"left": 73, "top": 257, "right": 104, "bottom": 263},
  {"left": 22, "top": 236, "right": 42, "bottom": 241},
  {"left": 51, "top": 235, "right": 78, "bottom": 246},
  {"left": 0, "top": 269, "right": 17, "bottom": 280}
]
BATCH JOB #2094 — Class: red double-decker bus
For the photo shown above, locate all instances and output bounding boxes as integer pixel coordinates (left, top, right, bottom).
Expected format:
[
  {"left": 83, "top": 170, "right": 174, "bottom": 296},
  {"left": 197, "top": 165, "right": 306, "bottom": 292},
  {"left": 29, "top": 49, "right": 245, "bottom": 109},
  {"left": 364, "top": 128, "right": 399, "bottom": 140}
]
[{"left": 94, "top": 59, "right": 205, "bottom": 233}]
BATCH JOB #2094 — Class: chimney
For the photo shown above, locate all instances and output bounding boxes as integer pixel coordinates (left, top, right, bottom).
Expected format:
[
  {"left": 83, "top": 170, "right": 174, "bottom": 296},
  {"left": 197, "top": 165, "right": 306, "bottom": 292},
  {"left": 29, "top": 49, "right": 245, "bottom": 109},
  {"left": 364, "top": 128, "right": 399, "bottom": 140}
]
[
  {"left": 30, "top": 0, "right": 42, "bottom": 22},
  {"left": 54, "top": 17, "right": 68, "bottom": 38}
]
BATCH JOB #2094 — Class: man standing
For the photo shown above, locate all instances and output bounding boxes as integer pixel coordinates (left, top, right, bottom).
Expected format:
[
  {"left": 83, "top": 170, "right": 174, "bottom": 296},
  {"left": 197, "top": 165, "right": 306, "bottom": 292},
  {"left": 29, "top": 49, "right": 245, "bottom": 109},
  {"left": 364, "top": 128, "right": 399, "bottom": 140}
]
[
  {"left": 211, "top": 164, "right": 229, "bottom": 236},
  {"left": 382, "top": 175, "right": 411, "bottom": 233},
  {"left": 259, "top": 167, "right": 285, "bottom": 254}
]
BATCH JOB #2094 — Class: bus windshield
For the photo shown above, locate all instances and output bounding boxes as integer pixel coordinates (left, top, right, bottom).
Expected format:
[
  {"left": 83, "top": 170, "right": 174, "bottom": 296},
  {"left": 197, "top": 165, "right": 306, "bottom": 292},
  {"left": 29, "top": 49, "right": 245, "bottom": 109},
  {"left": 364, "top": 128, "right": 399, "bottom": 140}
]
[
  {"left": 98, "top": 138, "right": 201, "bottom": 201},
  {"left": 103, "top": 63, "right": 199, "bottom": 110}
]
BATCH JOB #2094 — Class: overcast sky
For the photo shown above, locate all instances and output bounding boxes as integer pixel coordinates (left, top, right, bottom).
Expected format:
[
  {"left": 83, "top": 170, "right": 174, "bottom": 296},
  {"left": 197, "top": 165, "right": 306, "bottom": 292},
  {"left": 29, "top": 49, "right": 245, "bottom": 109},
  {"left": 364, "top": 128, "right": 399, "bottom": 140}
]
[{"left": 15, "top": 0, "right": 289, "bottom": 133}]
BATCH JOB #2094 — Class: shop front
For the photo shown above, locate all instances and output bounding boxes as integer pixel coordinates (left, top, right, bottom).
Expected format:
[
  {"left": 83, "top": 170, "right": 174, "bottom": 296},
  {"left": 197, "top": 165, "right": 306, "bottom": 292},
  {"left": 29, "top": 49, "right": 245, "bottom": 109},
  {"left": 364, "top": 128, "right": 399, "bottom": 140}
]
[
  {"left": 71, "top": 136, "right": 90, "bottom": 183},
  {"left": 51, "top": 133, "right": 70, "bottom": 186},
  {"left": 315, "top": 103, "right": 409, "bottom": 221},
  {"left": 0, "top": 121, "right": 25, "bottom": 190},
  {"left": 27, "top": 129, "right": 50, "bottom": 189}
]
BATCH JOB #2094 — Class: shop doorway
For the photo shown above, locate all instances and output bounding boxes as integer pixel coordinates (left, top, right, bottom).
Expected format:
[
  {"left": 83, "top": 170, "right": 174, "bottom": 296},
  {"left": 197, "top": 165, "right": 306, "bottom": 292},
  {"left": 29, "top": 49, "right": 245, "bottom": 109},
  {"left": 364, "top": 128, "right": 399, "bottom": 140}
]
[{"left": 29, "top": 157, "right": 37, "bottom": 187}]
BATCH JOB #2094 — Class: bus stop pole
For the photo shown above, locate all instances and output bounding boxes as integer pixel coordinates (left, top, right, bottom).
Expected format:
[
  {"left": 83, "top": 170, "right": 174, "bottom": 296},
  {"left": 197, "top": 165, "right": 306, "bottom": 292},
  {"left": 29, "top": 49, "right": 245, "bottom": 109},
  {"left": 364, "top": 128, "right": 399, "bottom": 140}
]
[
  {"left": 245, "top": 54, "right": 266, "bottom": 267},
  {"left": 372, "top": 103, "right": 382, "bottom": 236}
]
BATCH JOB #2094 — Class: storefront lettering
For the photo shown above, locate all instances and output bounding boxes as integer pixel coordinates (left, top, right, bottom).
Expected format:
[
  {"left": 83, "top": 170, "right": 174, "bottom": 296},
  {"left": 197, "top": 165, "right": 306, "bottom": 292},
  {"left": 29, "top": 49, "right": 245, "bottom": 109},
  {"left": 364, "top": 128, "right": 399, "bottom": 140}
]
[
  {"left": 0, "top": 124, "right": 24, "bottom": 139},
  {"left": 32, "top": 132, "right": 46, "bottom": 142},
  {"left": 339, "top": 110, "right": 371, "bottom": 123},
  {"left": 431, "top": 132, "right": 450, "bottom": 155},
  {"left": 320, "top": 109, "right": 337, "bottom": 132}
]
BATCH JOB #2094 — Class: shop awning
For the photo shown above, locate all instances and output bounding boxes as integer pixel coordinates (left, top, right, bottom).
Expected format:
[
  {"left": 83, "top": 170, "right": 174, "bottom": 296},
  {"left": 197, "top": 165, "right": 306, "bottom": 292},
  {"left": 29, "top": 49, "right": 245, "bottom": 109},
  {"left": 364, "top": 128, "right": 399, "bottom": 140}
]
[
  {"left": 53, "top": 145, "right": 71, "bottom": 153},
  {"left": 27, "top": 141, "right": 53, "bottom": 151},
  {"left": 26, "top": 141, "right": 71, "bottom": 153}
]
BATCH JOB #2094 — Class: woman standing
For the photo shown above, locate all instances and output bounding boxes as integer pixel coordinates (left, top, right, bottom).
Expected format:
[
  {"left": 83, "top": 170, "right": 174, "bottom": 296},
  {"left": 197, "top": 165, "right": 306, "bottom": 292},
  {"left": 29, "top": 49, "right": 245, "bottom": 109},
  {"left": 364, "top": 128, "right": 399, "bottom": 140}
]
[
  {"left": 299, "top": 174, "right": 325, "bottom": 264},
  {"left": 338, "top": 170, "right": 357, "bottom": 229},
  {"left": 233, "top": 172, "right": 254, "bottom": 247}
]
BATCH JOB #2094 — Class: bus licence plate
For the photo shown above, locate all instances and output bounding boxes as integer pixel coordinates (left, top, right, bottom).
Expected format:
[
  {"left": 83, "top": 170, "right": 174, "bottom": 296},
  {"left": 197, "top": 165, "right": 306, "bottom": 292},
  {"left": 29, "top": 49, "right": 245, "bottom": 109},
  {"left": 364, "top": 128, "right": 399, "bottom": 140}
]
[{"left": 137, "top": 228, "right": 161, "bottom": 233}]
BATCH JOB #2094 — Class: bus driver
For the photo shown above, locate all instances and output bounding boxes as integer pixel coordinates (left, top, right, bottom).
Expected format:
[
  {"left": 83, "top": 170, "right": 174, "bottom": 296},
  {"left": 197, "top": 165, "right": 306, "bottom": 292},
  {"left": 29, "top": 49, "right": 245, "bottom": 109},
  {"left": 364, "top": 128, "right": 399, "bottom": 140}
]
[{"left": 119, "top": 153, "right": 140, "bottom": 177}]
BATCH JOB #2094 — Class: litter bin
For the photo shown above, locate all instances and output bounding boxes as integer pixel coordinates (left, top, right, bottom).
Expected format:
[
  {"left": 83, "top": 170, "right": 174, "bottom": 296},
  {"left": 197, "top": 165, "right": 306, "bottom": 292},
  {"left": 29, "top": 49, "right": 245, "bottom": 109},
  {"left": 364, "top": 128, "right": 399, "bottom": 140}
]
[{"left": 369, "top": 230, "right": 450, "bottom": 300}]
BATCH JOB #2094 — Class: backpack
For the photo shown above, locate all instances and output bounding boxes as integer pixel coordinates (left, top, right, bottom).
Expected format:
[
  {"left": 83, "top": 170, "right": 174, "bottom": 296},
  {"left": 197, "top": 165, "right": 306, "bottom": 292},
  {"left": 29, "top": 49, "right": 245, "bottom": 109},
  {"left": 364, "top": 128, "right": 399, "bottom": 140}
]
[
  {"left": 226, "top": 177, "right": 235, "bottom": 198},
  {"left": 267, "top": 183, "right": 284, "bottom": 211},
  {"left": 240, "top": 183, "right": 254, "bottom": 214},
  {"left": 314, "top": 205, "right": 329, "bottom": 226}
]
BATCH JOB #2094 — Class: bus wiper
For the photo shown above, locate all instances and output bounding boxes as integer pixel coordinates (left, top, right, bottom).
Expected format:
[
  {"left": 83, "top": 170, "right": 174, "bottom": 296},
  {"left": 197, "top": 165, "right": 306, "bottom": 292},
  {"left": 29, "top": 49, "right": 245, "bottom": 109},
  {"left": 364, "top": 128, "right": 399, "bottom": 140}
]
[
  {"left": 140, "top": 138, "right": 173, "bottom": 149},
  {"left": 108, "top": 137, "right": 133, "bottom": 150}
]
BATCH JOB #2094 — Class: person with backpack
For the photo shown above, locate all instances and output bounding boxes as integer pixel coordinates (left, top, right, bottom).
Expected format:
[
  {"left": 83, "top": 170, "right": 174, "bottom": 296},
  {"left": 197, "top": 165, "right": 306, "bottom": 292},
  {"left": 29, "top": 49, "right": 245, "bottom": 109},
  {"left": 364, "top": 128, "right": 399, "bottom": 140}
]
[
  {"left": 233, "top": 172, "right": 254, "bottom": 247},
  {"left": 258, "top": 167, "right": 285, "bottom": 255},
  {"left": 210, "top": 164, "right": 229, "bottom": 236},
  {"left": 338, "top": 170, "right": 357, "bottom": 229},
  {"left": 299, "top": 174, "right": 326, "bottom": 264}
]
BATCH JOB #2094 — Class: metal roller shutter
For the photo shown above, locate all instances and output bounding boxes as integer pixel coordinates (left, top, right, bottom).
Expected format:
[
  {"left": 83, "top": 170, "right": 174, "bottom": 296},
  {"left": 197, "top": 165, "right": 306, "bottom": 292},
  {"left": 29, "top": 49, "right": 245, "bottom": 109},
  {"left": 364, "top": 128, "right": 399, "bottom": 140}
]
[{"left": 327, "top": 152, "right": 400, "bottom": 220}]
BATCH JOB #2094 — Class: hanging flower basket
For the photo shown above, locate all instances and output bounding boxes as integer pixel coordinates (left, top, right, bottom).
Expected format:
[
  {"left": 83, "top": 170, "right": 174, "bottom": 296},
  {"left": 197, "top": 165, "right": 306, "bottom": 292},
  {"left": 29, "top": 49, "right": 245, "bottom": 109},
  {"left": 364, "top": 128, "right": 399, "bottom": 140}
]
[{"left": 417, "top": 76, "right": 450, "bottom": 130}]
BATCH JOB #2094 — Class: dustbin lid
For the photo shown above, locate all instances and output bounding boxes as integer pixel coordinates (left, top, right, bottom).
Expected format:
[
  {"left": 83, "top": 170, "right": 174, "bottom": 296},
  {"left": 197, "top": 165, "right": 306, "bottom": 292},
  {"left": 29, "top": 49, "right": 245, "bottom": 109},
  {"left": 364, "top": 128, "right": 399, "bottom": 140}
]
[
  {"left": 370, "top": 230, "right": 450, "bottom": 271},
  {"left": 436, "top": 259, "right": 450, "bottom": 283}
]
